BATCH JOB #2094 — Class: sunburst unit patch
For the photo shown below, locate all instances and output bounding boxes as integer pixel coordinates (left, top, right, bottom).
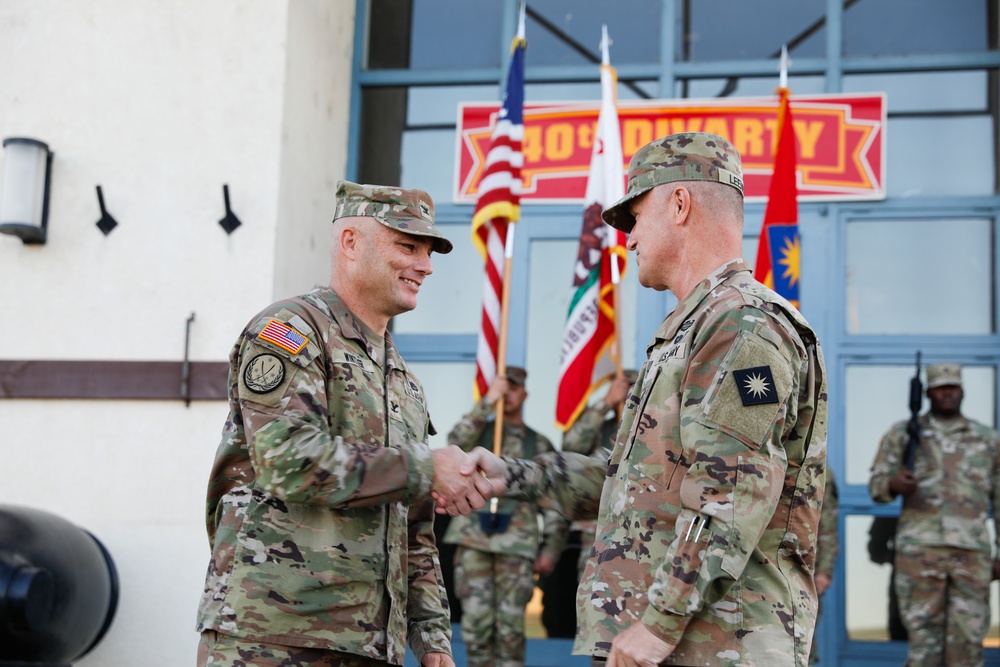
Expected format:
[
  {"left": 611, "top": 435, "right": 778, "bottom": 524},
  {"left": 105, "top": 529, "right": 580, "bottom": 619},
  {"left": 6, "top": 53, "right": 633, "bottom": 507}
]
[
  {"left": 258, "top": 319, "right": 308, "bottom": 354},
  {"left": 732, "top": 365, "right": 779, "bottom": 406}
]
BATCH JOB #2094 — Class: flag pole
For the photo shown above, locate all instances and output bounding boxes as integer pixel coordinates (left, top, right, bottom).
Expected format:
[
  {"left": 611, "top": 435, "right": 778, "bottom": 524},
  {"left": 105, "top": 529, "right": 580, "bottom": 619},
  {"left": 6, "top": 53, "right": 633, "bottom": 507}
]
[
  {"left": 486, "top": 2, "right": 526, "bottom": 518},
  {"left": 492, "top": 223, "right": 516, "bottom": 456},
  {"left": 779, "top": 44, "right": 789, "bottom": 91},
  {"left": 602, "top": 25, "right": 626, "bottom": 418}
]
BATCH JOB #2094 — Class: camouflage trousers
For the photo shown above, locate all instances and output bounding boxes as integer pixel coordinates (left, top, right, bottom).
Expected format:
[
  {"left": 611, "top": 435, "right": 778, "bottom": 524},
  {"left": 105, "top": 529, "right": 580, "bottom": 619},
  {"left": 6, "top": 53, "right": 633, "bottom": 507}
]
[
  {"left": 895, "top": 544, "right": 991, "bottom": 667},
  {"left": 197, "top": 631, "right": 391, "bottom": 667},
  {"left": 454, "top": 546, "right": 536, "bottom": 667}
]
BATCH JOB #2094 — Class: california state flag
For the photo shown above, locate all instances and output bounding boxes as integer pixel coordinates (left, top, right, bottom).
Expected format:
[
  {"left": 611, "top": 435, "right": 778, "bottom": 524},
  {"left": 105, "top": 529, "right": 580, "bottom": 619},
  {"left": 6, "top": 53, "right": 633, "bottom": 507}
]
[{"left": 555, "top": 28, "right": 627, "bottom": 431}]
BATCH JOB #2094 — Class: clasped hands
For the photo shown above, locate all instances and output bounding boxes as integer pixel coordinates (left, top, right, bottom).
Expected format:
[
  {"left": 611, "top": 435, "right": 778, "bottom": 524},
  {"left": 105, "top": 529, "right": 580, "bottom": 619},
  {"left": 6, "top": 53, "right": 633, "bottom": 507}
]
[{"left": 429, "top": 446, "right": 508, "bottom": 515}]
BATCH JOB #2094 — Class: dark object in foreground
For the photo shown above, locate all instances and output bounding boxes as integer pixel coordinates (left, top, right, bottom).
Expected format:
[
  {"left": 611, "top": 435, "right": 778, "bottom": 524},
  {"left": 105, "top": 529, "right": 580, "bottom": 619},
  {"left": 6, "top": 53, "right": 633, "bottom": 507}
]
[{"left": 0, "top": 505, "right": 118, "bottom": 665}]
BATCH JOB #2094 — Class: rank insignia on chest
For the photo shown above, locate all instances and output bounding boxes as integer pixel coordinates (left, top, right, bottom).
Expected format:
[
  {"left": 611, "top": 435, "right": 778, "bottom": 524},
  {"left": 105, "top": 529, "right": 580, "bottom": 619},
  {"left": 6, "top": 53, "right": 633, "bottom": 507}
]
[
  {"left": 258, "top": 319, "right": 309, "bottom": 354},
  {"left": 732, "top": 365, "right": 779, "bottom": 406}
]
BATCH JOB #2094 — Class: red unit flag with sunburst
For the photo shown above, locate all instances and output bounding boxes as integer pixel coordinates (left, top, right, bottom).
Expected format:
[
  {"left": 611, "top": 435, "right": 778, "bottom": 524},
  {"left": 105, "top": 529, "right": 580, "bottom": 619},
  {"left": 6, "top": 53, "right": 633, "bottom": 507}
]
[{"left": 753, "top": 87, "right": 800, "bottom": 309}]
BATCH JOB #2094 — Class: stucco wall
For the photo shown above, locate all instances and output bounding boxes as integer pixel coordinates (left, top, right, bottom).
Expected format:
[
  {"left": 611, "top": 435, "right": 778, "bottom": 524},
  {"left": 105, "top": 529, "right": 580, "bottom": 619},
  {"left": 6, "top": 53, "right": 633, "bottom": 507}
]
[{"left": 0, "top": 1, "right": 354, "bottom": 664}]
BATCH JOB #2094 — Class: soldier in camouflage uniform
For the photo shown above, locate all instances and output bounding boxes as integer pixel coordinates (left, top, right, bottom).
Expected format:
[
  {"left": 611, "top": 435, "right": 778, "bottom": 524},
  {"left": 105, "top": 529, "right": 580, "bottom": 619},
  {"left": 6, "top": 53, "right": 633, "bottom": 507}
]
[
  {"left": 869, "top": 363, "right": 1000, "bottom": 667},
  {"left": 810, "top": 469, "right": 840, "bottom": 663},
  {"left": 453, "top": 133, "right": 829, "bottom": 667},
  {"left": 196, "top": 181, "right": 496, "bottom": 667},
  {"left": 444, "top": 367, "right": 568, "bottom": 667}
]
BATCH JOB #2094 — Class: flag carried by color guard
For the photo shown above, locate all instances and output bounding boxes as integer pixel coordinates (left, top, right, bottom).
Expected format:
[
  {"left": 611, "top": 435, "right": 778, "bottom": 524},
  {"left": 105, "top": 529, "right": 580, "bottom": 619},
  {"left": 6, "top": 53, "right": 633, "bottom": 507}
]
[
  {"left": 555, "top": 26, "right": 628, "bottom": 430},
  {"left": 754, "top": 45, "right": 801, "bottom": 309},
  {"left": 471, "top": 9, "right": 527, "bottom": 401}
]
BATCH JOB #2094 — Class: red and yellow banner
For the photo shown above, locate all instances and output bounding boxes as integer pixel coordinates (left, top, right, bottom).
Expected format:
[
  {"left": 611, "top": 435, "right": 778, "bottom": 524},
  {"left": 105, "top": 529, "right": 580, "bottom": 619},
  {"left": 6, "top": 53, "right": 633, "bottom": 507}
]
[{"left": 455, "top": 93, "right": 885, "bottom": 203}]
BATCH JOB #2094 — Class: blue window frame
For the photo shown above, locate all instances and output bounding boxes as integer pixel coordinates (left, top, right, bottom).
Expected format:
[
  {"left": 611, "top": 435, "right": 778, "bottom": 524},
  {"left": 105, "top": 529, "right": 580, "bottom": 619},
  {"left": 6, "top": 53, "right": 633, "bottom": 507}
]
[{"left": 349, "top": 2, "right": 1000, "bottom": 665}]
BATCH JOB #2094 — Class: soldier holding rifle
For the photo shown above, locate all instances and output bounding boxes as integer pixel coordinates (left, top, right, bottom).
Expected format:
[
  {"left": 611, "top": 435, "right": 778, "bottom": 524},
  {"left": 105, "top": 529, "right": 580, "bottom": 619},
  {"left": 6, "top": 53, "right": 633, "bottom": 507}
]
[{"left": 869, "top": 362, "right": 1000, "bottom": 667}]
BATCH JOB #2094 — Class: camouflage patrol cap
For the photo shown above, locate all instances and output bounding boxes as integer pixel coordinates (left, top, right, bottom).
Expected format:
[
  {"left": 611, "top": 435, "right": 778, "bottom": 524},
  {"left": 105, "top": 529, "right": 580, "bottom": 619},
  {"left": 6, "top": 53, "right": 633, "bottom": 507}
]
[
  {"left": 505, "top": 366, "right": 527, "bottom": 386},
  {"left": 926, "top": 363, "right": 962, "bottom": 389},
  {"left": 334, "top": 180, "right": 453, "bottom": 254},
  {"left": 602, "top": 132, "right": 745, "bottom": 233}
]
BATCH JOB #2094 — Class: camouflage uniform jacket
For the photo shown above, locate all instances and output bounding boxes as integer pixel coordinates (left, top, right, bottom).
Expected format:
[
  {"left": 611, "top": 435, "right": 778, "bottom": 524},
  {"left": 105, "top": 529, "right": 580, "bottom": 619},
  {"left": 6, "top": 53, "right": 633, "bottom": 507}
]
[
  {"left": 562, "top": 401, "right": 617, "bottom": 456},
  {"left": 443, "top": 399, "right": 567, "bottom": 561},
  {"left": 816, "top": 469, "right": 840, "bottom": 579},
  {"left": 869, "top": 413, "right": 1000, "bottom": 553},
  {"left": 505, "top": 259, "right": 828, "bottom": 667},
  {"left": 196, "top": 286, "right": 450, "bottom": 665},
  {"left": 562, "top": 402, "right": 616, "bottom": 535}
]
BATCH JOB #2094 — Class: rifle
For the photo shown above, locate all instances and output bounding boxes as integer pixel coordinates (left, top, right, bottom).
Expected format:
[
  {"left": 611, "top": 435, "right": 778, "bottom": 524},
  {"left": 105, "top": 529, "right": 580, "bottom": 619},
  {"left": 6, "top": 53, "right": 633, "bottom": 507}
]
[{"left": 903, "top": 351, "right": 922, "bottom": 471}]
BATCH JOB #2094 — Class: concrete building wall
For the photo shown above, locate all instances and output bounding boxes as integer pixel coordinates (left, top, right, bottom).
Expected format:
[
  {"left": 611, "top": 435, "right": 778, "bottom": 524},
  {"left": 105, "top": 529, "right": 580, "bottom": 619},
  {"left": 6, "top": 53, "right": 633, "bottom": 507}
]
[{"left": 0, "top": 1, "right": 355, "bottom": 664}]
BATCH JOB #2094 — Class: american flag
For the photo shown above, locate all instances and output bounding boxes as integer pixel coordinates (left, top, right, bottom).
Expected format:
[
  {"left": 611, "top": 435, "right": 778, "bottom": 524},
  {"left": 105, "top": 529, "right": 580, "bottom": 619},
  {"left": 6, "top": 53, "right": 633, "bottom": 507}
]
[
  {"left": 471, "top": 17, "right": 526, "bottom": 401},
  {"left": 259, "top": 319, "right": 308, "bottom": 354}
]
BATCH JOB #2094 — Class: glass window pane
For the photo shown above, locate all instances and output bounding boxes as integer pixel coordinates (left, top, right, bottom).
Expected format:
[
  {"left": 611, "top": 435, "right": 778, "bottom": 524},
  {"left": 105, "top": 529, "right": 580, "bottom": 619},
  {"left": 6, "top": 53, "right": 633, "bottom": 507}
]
[
  {"left": 844, "top": 71, "right": 989, "bottom": 114},
  {"left": 845, "top": 514, "right": 903, "bottom": 641},
  {"left": 683, "top": 0, "right": 825, "bottom": 62},
  {"left": 526, "top": 81, "right": 657, "bottom": 103},
  {"left": 884, "top": 116, "right": 996, "bottom": 198},
  {"left": 846, "top": 515, "right": 1000, "bottom": 643},
  {"left": 844, "top": 0, "right": 991, "bottom": 57},
  {"left": 359, "top": 87, "right": 407, "bottom": 186},
  {"left": 527, "top": 0, "right": 661, "bottom": 66},
  {"left": 393, "top": 222, "right": 481, "bottom": 335},
  {"left": 844, "top": 365, "right": 996, "bottom": 486},
  {"left": 525, "top": 238, "right": 640, "bottom": 449},
  {"left": 845, "top": 218, "right": 994, "bottom": 335},
  {"left": 406, "top": 361, "right": 476, "bottom": 448},
  {"left": 408, "top": 86, "right": 503, "bottom": 126},
  {"left": 367, "top": 0, "right": 504, "bottom": 70},
  {"left": 400, "top": 128, "right": 455, "bottom": 204},
  {"left": 682, "top": 75, "right": 825, "bottom": 100}
]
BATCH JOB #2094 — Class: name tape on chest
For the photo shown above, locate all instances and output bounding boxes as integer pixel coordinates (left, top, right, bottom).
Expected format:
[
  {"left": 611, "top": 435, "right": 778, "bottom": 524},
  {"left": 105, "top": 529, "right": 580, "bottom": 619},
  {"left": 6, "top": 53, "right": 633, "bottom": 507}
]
[{"left": 258, "top": 319, "right": 309, "bottom": 355}]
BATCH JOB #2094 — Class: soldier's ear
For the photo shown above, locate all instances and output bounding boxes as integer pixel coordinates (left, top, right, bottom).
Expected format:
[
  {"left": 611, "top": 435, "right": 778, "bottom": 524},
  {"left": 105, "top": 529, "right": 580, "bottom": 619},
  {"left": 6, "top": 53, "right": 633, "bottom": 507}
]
[{"left": 337, "top": 223, "right": 362, "bottom": 258}]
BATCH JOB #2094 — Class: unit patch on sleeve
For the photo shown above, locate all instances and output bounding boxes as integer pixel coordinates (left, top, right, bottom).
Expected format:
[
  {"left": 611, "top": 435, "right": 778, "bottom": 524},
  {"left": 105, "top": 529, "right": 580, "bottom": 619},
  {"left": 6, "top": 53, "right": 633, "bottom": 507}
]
[
  {"left": 732, "top": 365, "right": 779, "bottom": 406},
  {"left": 244, "top": 353, "right": 286, "bottom": 394},
  {"left": 258, "top": 319, "right": 309, "bottom": 354}
]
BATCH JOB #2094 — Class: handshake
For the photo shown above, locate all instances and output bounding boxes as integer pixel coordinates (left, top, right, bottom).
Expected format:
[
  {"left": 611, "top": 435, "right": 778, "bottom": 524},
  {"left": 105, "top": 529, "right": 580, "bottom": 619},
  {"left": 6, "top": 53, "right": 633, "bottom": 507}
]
[{"left": 429, "top": 446, "right": 509, "bottom": 515}]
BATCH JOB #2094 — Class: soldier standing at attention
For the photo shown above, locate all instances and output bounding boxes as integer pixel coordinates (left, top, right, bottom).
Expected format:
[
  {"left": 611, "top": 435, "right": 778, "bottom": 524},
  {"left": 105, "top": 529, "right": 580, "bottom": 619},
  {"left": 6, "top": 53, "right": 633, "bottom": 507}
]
[
  {"left": 446, "top": 132, "right": 829, "bottom": 667},
  {"left": 197, "top": 181, "right": 500, "bottom": 667},
  {"left": 444, "top": 367, "right": 568, "bottom": 667},
  {"left": 869, "top": 363, "right": 1000, "bottom": 667}
]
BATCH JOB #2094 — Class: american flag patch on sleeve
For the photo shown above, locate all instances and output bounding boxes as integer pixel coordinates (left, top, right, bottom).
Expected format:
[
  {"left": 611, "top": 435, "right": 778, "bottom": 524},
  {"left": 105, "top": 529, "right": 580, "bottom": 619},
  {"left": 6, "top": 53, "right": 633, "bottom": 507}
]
[{"left": 258, "top": 319, "right": 309, "bottom": 354}]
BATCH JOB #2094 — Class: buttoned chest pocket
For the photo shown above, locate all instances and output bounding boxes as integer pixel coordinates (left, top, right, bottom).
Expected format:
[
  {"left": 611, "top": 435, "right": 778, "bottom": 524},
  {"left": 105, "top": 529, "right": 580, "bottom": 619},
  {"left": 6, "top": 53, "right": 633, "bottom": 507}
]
[
  {"left": 615, "top": 353, "right": 688, "bottom": 486},
  {"left": 387, "top": 373, "right": 429, "bottom": 445},
  {"left": 950, "top": 436, "right": 994, "bottom": 487},
  {"left": 326, "top": 350, "right": 383, "bottom": 433}
]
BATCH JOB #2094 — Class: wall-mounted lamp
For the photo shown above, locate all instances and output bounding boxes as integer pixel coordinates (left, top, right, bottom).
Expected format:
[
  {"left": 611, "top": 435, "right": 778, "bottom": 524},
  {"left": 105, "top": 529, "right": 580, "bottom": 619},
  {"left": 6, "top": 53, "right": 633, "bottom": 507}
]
[
  {"left": 218, "top": 184, "right": 241, "bottom": 234},
  {"left": 95, "top": 185, "right": 118, "bottom": 236},
  {"left": 0, "top": 137, "right": 54, "bottom": 245}
]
